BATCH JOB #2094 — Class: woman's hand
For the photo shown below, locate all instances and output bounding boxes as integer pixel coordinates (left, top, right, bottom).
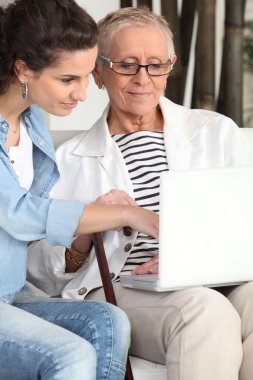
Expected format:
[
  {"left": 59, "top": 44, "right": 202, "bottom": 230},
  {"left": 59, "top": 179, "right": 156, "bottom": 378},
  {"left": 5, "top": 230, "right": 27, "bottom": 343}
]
[
  {"left": 95, "top": 189, "right": 137, "bottom": 207},
  {"left": 74, "top": 189, "right": 136, "bottom": 247},
  {"left": 94, "top": 189, "right": 137, "bottom": 231},
  {"left": 123, "top": 206, "right": 159, "bottom": 241},
  {"left": 76, "top": 191, "right": 159, "bottom": 240},
  {"left": 132, "top": 254, "right": 159, "bottom": 275}
]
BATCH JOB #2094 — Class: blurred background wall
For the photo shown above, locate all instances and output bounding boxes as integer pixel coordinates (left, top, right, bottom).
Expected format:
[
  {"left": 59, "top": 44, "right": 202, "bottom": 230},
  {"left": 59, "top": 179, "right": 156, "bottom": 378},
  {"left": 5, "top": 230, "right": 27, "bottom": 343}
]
[{"left": 1, "top": 0, "right": 253, "bottom": 129}]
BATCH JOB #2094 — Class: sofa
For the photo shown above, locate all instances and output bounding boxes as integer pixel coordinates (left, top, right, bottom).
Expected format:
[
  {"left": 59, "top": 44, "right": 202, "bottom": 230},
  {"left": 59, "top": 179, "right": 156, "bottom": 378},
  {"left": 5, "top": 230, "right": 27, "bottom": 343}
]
[{"left": 48, "top": 127, "right": 253, "bottom": 380}]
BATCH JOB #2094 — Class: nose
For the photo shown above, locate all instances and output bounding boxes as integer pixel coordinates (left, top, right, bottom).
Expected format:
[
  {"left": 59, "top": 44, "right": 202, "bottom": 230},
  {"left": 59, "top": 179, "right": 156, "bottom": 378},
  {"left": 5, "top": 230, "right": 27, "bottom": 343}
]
[
  {"left": 136, "top": 65, "right": 150, "bottom": 75},
  {"left": 133, "top": 66, "right": 151, "bottom": 84},
  {"left": 72, "top": 77, "right": 89, "bottom": 102}
]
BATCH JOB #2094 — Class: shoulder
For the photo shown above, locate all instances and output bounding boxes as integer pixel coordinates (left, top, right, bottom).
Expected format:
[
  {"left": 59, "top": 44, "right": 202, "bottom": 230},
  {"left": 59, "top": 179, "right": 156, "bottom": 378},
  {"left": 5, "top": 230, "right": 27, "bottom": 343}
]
[
  {"left": 55, "top": 119, "right": 105, "bottom": 160},
  {"left": 160, "top": 96, "right": 239, "bottom": 140},
  {"left": 25, "top": 105, "right": 45, "bottom": 128},
  {"left": 55, "top": 130, "right": 88, "bottom": 159},
  {"left": 161, "top": 96, "right": 234, "bottom": 125}
]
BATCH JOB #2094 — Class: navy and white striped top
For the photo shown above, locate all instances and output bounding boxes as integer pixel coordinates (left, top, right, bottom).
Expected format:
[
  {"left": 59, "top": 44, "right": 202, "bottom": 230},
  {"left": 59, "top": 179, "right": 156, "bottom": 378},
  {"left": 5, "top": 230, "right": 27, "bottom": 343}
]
[{"left": 112, "top": 130, "right": 169, "bottom": 274}]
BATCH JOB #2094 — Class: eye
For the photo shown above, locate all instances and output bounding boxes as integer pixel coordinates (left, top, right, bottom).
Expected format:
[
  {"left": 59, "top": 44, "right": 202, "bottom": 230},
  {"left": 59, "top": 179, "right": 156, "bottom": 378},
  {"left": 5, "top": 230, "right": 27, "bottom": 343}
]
[
  {"left": 118, "top": 62, "right": 136, "bottom": 70},
  {"left": 61, "top": 78, "right": 74, "bottom": 84},
  {"left": 149, "top": 64, "right": 162, "bottom": 70}
]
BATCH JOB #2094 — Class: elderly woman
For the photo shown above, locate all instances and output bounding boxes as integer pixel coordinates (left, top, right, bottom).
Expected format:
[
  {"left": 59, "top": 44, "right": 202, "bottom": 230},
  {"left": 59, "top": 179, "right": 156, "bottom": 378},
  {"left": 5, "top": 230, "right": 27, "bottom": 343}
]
[{"left": 28, "top": 7, "right": 253, "bottom": 380}]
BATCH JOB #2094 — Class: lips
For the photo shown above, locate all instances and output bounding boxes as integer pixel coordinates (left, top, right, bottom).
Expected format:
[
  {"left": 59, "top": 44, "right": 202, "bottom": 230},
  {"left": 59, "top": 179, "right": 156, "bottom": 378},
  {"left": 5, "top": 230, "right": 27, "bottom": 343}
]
[
  {"left": 127, "top": 91, "right": 150, "bottom": 96},
  {"left": 62, "top": 102, "right": 78, "bottom": 109}
]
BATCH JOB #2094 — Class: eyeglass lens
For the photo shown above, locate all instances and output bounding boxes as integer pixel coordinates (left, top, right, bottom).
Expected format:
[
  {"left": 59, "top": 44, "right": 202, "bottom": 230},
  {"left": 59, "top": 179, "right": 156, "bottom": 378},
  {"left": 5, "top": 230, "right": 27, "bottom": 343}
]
[{"left": 112, "top": 62, "right": 171, "bottom": 76}]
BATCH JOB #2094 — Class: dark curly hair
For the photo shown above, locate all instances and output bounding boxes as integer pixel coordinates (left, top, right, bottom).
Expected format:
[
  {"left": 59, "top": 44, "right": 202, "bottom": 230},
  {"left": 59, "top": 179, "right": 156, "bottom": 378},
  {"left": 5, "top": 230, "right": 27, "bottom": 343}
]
[{"left": 0, "top": 0, "right": 98, "bottom": 95}]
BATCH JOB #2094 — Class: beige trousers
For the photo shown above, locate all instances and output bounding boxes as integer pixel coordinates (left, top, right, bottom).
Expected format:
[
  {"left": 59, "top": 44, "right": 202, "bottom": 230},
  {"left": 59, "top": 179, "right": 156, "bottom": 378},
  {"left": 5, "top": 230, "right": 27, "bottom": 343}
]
[{"left": 87, "top": 282, "right": 253, "bottom": 380}]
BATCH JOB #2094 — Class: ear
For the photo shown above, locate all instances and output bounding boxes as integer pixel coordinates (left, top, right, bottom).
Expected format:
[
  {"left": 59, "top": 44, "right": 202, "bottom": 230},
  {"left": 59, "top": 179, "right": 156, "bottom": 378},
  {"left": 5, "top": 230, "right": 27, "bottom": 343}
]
[
  {"left": 171, "top": 55, "right": 177, "bottom": 65},
  {"left": 92, "top": 61, "right": 103, "bottom": 86},
  {"left": 170, "top": 54, "right": 177, "bottom": 70},
  {"left": 14, "top": 60, "right": 31, "bottom": 84}
]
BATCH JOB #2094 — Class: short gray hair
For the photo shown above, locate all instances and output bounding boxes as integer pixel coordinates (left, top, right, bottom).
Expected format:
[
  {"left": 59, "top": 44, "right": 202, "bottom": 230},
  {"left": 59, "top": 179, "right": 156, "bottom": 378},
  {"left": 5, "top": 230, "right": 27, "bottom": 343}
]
[{"left": 97, "top": 6, "right": 175, "bottom": 59}]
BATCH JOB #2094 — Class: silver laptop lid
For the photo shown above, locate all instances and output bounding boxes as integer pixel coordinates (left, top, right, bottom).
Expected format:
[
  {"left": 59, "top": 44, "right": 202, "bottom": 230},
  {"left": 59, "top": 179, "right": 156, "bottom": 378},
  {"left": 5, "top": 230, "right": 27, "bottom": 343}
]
[{"left": 159, "top": 167, "right": 253, "bottom": 289}]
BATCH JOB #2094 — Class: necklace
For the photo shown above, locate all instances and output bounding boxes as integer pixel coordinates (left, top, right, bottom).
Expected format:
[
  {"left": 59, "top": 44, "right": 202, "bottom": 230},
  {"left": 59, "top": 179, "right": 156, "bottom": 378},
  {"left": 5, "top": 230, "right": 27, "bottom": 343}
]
[
  {"left": 9, "top": 119, "right": 20, "bottom": 135},
  {"left": 10, "top": 126, "right": 19, "bottom": 134}
]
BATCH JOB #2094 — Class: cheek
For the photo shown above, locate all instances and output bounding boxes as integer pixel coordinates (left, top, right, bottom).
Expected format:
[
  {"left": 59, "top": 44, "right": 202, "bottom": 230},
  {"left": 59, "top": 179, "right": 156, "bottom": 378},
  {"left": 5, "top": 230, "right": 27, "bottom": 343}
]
[
  {"left": 31, "top": 83, "right": 53, "bottom": 102},
  {"left": 30, "top": 84, "right": 61, "bottom": 111},
  {"left": 153, "top": 77, "right": 167, "bottom": 90},
  {"left": 37, "top": 77, "right": 64, "bottom": 97},
  {"left": 104, "top": 73, "right": 127, "bottom": 90},
  {"left": 42, "top": 82, "right": 61, "bottom": 97}
]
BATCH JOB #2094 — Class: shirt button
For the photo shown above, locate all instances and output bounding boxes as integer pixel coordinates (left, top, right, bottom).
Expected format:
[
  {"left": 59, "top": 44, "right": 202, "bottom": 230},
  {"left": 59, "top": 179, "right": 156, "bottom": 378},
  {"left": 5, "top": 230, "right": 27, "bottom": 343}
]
[
  {"left": 123, "top": 226, "right": 132, "bottom": 236},
  {"left": 78, "top": 287, "right": 87, "bottom": 295},
  {"left": 39, "top": 140, "right": 45, "bottom": 146},
  {"left": 11, "top": 160, "right": 14, "bottom": 164},
  {"left": 124, "top": 243, "right": 132, "bottom": 252}
]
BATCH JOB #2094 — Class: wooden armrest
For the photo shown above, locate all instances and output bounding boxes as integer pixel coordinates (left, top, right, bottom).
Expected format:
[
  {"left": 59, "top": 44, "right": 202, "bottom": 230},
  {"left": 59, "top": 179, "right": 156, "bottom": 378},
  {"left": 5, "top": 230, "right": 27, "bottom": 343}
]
[
  {"left": 92, "top": 232, "right": 117, "bottom": 304},
  {"left": 92, "top": 232, "right": 134, "bottom": 380}
]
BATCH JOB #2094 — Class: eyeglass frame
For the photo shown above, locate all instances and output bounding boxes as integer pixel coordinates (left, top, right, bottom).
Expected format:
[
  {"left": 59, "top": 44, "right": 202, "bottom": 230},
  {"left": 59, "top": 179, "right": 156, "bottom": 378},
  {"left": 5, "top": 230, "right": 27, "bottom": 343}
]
[{"left": 98, "top": 55, "right": 173, "bottom": 77}]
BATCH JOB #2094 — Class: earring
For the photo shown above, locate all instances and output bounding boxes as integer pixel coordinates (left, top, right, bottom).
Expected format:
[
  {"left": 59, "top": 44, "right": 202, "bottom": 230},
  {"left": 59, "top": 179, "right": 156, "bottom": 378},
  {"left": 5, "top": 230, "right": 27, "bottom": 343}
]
[
  {"left": 98, "top": 83, "right": 104, "bottom": 90},
  {"left": 22, "top": 83, "right": 28, "bottom": 100}
]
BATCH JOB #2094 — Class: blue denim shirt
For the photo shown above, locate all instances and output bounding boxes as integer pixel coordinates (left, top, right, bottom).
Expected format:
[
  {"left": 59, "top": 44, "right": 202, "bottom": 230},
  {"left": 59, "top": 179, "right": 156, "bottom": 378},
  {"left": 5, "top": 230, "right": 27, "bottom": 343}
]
[{"left": 0, "top": 105, "right": 85, "bottom": 299}]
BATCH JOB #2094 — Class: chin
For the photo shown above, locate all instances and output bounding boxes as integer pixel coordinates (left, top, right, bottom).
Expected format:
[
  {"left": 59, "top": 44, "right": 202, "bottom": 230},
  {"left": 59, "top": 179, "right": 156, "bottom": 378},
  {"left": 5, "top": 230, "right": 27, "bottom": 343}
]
[
  {"left": 50, "top": 109, "right": 73, "bottom": 117},
  {"left": 130, "top": 105, "right": 152, "bottom": 116}
]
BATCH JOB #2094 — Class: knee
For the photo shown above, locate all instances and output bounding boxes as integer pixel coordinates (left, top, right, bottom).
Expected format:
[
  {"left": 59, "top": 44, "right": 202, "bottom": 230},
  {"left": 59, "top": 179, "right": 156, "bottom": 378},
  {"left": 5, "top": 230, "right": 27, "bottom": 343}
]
[
  {"left": 62, "top": 337, "right": 97, "bottom": 366},
  {"left": 181, "top": 287, "right": 241, "bottom": 328},
  {"left": 228, "top": 282, "right": 253, "bottom": 313},
  {"left": 43, "top": 337, "right": 97, "bottom": 379},
  {"left": 77, "top": 340, "right": 97, "bottom": 366},
  {"left": 103, "top": 303, "right": 131, "bottom": 344},
  {"left": 228, "top": 282, "right": 253, "bottom": 340}
]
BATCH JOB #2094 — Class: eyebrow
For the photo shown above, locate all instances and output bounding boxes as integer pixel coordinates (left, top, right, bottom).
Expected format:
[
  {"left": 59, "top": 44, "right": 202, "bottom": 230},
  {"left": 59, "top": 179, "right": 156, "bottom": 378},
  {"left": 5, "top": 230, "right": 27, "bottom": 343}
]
[
  {"left": 59, "top": 74, "right": 79, "bottom": 77},
  {"left": 59, "top": 69, "right": 94, "bottom": 77},
  {"left": 115, "top": 56, "right": 166, "bottom": 62}
]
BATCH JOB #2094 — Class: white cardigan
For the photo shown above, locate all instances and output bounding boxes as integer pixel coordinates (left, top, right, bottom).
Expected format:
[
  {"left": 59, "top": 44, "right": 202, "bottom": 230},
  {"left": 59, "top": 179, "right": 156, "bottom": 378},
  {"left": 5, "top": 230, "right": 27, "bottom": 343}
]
[{"left": 27, "top": 97, "right": 253, "bottom": 299}]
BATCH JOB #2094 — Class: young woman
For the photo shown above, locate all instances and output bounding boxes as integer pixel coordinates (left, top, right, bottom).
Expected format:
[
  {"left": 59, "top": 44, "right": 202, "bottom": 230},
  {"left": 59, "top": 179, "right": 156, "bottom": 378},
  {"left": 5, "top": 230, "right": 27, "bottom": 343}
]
[{"left": 0, "top": 1, "right": 158, "bottom": 379}]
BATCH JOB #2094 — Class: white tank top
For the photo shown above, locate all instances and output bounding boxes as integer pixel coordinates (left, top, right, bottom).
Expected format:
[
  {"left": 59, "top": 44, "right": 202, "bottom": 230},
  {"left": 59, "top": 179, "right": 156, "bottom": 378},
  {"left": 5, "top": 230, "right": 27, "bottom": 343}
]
[{"left": 9, "top": 119, "right": 34, "bottom": 190}]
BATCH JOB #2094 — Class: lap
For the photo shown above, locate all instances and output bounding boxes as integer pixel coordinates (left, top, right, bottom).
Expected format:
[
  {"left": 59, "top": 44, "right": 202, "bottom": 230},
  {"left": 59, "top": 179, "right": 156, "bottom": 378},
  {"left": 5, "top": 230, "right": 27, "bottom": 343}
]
[
  {"left": 13, "top": 283, "right": 127, "bottom": 332},
  {"left": 0, "top": 300, "right": 92, "bottom": 348},
  {"left": 0, "top": 301, "right": 97, "bottom": 380},
  {"left": 13, "top": 297, "right": 128, "bottom": 347},
  {"left": 87, "top": 283, "right": 241, "bottom": 362},
  {"left": 87, "top": 282, "right": 237, "bottom": 311}
]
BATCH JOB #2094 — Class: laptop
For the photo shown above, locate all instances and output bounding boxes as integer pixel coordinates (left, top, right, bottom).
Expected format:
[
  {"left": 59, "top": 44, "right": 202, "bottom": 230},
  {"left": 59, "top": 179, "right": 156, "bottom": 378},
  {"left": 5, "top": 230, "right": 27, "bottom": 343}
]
[{"left": 120, "top": 167, "right": 253, "bottom": 292}]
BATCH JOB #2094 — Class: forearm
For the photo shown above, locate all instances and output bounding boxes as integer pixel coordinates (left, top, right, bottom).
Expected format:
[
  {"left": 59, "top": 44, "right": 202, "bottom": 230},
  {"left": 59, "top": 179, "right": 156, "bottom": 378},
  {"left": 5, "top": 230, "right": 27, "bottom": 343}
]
[
  {"left": 71, "top": 234, "right": 92, "bottom": 253},
  {"left": 65, "top": 234, "right": 92, "bottom": 273},
  {"left": 75, "top": 204, "right": 128, "bottom": 234},
  {"left": 67, "top": 203, "right": 159, "bottom": 273},
  {"left": 66, "top": 194, "right": 147, "bottom": 273},
  {"left": 75, "top": 204, "right": 159, "bottom": 240}
]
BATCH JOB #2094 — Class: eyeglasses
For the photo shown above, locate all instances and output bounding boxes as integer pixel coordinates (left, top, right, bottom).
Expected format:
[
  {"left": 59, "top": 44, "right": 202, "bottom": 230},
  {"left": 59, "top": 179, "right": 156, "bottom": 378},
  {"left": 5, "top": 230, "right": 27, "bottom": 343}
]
[{"left": 98, "top": 55, "right": 173, "bottom": 76}]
